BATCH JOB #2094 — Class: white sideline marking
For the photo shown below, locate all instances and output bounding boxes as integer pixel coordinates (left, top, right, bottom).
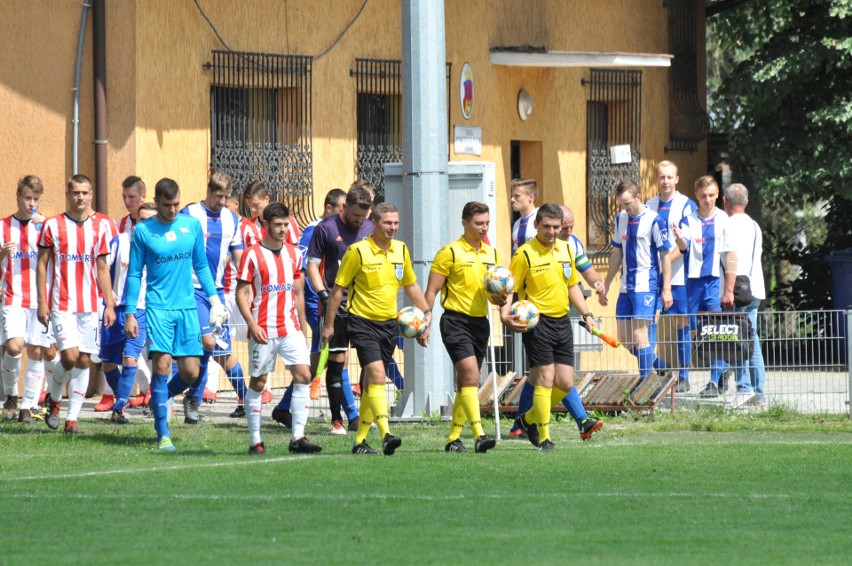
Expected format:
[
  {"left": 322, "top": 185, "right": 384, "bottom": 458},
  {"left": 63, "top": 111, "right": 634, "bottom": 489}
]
[{"left": 1, "top": 491, "right": 802, "bottom": 501}]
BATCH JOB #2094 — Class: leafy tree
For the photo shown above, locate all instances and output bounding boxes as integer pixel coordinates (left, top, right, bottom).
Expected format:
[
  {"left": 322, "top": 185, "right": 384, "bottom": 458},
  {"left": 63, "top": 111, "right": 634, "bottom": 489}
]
[{"left": 707, "top": 0, "right": 852, "bottom": 309}]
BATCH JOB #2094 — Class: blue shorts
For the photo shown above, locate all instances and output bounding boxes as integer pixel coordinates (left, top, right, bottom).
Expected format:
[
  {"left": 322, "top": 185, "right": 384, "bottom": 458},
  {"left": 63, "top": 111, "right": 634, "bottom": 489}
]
[
  {"left": 306, "top": 306, "right": 320, "bottom": 354},
  {"left": 146, "top": 307, "right": 203, "bottom": 359},
  {"left": 100, "top": 310, "right": 147, "bottom": 364},
  {"left": 687, "top": 277, "right": 722, "bottom": 314},
  {"left": 194, "top": 288, "right": 231, "bottom": 355},
  {"left": 662, "top": 285, "right": 688, "bottom": 315},
  {"left": 616, "top": 292, "right": 656, "bottom": 321}
]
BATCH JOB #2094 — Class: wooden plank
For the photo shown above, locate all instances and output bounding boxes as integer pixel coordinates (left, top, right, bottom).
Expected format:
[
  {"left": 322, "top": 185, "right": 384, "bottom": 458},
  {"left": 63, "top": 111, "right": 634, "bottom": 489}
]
[
  {"left": 494, "top": 371, "right": 516, "bottom": 404},
  {"left": 503, "top": 374, "right": 525, "bottom": 405},
  {"left": 478, "top": 371, "right": 516, "bottom": 405}
]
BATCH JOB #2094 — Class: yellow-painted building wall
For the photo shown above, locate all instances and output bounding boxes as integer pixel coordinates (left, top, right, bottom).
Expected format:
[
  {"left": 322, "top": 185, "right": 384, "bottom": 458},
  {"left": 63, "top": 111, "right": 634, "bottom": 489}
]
[{"left": 1, "top": 0, "right": 707, "bottom": 320}]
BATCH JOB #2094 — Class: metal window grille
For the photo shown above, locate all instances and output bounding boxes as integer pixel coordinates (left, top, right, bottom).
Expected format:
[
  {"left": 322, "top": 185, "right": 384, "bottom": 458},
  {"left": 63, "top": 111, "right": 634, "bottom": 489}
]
[
  {"left": 207, "top": 50, "right": 314, "bottom": 226},
  {"left": 583, "top": 69, "right": 642, "bottom": 256},
  {"left": 666, "top": 0, "right": 711, "bottom": 153},
  {"left": 351, "top": 58, "right": 452, "bottom": 201}
]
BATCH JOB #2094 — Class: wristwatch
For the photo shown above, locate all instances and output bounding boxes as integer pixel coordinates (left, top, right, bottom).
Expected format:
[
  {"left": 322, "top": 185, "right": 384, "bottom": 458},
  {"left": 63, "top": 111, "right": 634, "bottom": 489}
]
[{"left": 583, "top": 312, "right": 594, "bottom": 320}]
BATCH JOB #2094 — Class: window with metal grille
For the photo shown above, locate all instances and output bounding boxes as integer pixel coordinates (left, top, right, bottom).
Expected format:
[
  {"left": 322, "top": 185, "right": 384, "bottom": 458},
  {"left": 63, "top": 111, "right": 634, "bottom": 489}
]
[
  {"left": 351, "top": 58, "right": 451, "bottom": 201},
  {"left": 206, "top": 50, "right": 314, "bottom": 226},
  {"left": 584, "top": 69, "right": 642, "bottom": 256}
]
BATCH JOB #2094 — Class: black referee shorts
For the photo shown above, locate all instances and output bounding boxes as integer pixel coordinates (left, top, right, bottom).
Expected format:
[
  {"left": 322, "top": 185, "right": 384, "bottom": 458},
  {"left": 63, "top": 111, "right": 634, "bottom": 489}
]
[
  {"left": 440, "top": 309, "right": 490, "bottom": 367},
  {"left": 346, "top": 314, "right": 398, "bottom": 369},
  {"left": 521, "top": 314, "right": 575, "bottom": 368}
]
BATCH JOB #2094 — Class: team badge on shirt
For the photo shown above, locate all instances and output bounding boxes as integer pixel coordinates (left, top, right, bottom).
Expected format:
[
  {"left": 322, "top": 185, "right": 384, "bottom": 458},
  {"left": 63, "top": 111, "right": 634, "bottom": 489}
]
[
  {"left": 563, "top": 262, "right": 573, "bottom": 279},
  {"left": 394, "top": 263, "right": 403, "bottom": 281},
  {"left": 166, "top": 231, "right": 177, "bottom": 242}
]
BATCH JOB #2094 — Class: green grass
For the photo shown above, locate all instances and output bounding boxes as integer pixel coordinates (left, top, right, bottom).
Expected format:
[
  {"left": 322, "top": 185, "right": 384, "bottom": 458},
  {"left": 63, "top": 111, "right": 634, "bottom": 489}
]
[{"left": 1, "top": 412, "right": 851, "bottom": 565}]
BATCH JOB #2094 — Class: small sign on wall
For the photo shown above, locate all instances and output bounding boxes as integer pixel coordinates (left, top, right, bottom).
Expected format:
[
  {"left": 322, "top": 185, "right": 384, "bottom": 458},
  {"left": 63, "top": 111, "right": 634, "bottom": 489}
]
[
  {"left": 454, "top": 125, "right": 482, "bottom": 156},
  {"left": 610, "top": 144, "right": 632, "bottom": 164}
]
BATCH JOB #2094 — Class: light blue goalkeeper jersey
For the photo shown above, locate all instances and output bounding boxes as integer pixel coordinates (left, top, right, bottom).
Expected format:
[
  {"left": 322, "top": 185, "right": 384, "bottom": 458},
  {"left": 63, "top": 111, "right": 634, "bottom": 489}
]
[{"left": 125, "top": 214, "right": 217, "bottom": 314}]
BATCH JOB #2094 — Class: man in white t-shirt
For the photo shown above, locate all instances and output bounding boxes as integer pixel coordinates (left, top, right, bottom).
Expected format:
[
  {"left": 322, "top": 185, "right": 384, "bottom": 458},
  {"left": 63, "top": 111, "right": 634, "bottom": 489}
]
[
  {"left": 721, "top": 183, "right": 766, "bottom": 409},
  {"left": 510, "top": 178, "right": 539, "bottom": 253}
]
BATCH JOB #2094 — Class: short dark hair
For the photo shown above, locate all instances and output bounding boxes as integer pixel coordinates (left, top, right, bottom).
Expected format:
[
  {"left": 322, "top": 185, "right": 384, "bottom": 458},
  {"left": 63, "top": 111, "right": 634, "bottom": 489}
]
[
  {"left": 614, "top": 180, "right": 640, "bottom": 198},
  {"left": 243, "top": 179, "right": 269, "bottom": 200},
  {"left": 207, "top": 171, "right": 232, "bottom": 196},
  {"left": 346, "top": 186, "right": 373, "bottom": 210},
  {"left": 370, "top": 201, "right": 398, "bottom": 222},
  {"left": 67, "top": 174, "right": 92, "bottom": 192},
  {"left": 122, "top": 176, "right": 146, "bottom": 193},
  {"left": 462, "top": 201, "right": 489, "bottom": 221},
  {"left": 263, "top": 201, "right": 290, "bottom": 224},
  {"left": 17, "top": 175, "right": 44, "bottom": 196},
  {"left": 155, "top": 178, "right": 180, "bottom": 201},
  {"left": 324, "top": 188, "right": 346, "bottom": 208},
  {"left": 349, "top": 179, "right": 375, "bottom": 197},
  {"left": 535, "top": 203, "right": 563, "bottom": 222}
]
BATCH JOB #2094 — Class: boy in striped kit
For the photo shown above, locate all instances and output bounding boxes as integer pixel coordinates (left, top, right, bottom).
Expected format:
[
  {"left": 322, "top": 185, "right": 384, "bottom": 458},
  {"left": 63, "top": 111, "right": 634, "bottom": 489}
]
[
  {"left": 604, "top": 180, "right": 673, "bottom": 379},
  {"left": 99, "top": 202, "right": 157, "bottom": 423},
  {"left": 0, "top": 175, "right": 57, "bottom": 423},
  {"left": 236, "top": 202, "right": 320, "bottom": 455},
  {"left": 671, "top": 176, "right": 730, "bottom": 396},
  {"left": 36, "top": 175, "right": 115, "bottom": 434}
]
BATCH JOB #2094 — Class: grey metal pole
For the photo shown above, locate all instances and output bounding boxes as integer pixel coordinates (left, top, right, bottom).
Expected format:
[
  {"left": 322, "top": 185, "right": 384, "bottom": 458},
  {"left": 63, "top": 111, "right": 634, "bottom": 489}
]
[{"left": 397, "top": 0, "right": 452, "bottom": 418}]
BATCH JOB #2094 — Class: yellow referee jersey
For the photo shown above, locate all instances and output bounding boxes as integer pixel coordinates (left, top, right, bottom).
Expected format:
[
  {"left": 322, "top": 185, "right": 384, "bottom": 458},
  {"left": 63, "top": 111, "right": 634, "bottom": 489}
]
[
  {"left": 510, "top": 237, "right": 579, "bottom": 317},
  {"left": 430, "top": 237, "right": 498, "bottom": 318},
  {"left": 334, "top": 235, "right": 417, "bottom": 321}
]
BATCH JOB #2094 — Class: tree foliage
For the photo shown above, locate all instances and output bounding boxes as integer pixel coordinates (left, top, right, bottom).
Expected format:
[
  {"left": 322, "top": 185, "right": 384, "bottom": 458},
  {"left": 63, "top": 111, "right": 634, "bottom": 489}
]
[{"left": 708, "top": 0, "right": 852, "bottom": 309}]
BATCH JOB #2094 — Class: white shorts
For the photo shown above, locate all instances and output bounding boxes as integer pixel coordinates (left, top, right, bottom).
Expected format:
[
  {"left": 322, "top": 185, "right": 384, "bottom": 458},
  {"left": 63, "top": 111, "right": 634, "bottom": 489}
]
[
  {"left": 51, "top": 311, "right": 100, "bottom": 354},
  {"left": 248, "top": 332, "right": 310, "bottom": 377},
  {"left": 1, "top": 306, "right": 55, "bottom": 347},
  {"left": 225, "top": 293, "right": 248, "bottom": 343}
]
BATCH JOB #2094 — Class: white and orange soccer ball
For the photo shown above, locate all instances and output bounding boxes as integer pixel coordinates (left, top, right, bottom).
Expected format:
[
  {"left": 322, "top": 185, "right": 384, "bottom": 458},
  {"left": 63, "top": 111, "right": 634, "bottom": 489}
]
[
  {"left": 510, "top": 300, "right": 540, "bottom": 332},
  {"left": 483, "top": 266, "right": 514, "bottom": 304},
  {"left": 397, "top": 306, "right": 427, "bottom": 338}
]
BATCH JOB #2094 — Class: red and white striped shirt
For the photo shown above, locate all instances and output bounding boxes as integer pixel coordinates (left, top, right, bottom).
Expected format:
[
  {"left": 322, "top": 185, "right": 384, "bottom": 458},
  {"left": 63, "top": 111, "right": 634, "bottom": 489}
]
[
  {"left": 246, "top": 215, "right": 301, "bottom": 246},
  {"left": 238, "top": 242, "right": 302, "bottom": 339},
  {"left": 38, "top": 214, "right": 108, "bottom": 313},
  {"left": 0, "top": 215, "right": 42, "bottom": 308},
  {"left": 117, "top": 213, "right": 134, "bottom": 235}
]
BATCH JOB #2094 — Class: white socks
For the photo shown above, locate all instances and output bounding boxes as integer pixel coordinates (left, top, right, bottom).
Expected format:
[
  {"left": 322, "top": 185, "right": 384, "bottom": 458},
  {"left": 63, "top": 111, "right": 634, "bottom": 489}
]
[
  {"left": 21, "top": 358, "right": 44, "bottom": 410},
  {"left": 1, "top": 352, "right": 22, "bottom": 398},
  {"left": 245, "top": 388, "right": 263, "bottom": 445},
  {"left": 291, "top": 383, "right": 310, "bottom": 441},
  {"left": 66, "top": 367, "right": 89, "bottom": 422}
]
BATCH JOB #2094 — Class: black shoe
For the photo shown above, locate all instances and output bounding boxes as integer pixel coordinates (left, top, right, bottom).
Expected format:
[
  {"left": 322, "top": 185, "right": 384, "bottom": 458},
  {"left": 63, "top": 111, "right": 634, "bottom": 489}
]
[
  {"left": 110, "top": 410, "right": 129, "bottom": 424},
  {"left": 718, "top": 371, "right": 729, "bottom": 393},
  {"left": 352, "top": 441, "right": 378, "bottom": 455},
  {"left": 699, "top": 382, "right": 720, "bottom": 398},
  {"left": 347, "top": 417, "right": 360, "bottom": 432},
  {"left": 249, "top": 442, "right": 266, "bottom": 456},
  {"left": 517, "top": 414, "right": 540, "bottom": 447},
  {"left": 229, "top": 405, "right": 246, "bottom": 418},
  {"left": 538, "top": 439, "right": 555, "bottom": 452},
  {"left": 474, "top": 435, "right": 496, "bottom": 454},
  {"left": 579, "top": 418, "right": 603, "bottom": 441},
  {"left": 675, "top": 378, "right": 690, "bottom": 393},
  {"left": 444, "top": 439, "right": 467, "bottom": 452},
  {"left": 271, "top": 407, "right": 292, "bottom": 429},
  {"left": 382, "top": 433, "right": 402, "bottom": 456},
  {"left": 183, "top": 396, "right": 200, "bottom": 424},
  {"left": 3, "top": 396, "right": 18, "bottom": 421},
  {"left": 289, "top": 437, "right": 323, "bottom": 454},
  {"left": 657, "top": 369, "right": 672, "bottom": 378}
]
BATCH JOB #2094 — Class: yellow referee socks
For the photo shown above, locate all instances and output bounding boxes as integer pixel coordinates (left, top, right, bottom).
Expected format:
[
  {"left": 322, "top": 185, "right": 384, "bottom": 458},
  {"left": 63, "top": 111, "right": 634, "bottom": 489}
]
[
  {"left": 356, "top": 397, "right": 374, "bottom": 445},
  {"left": 528, "top": 385, "right": 552, "bottom": 442},
  {"left": 447, "top": 393, "right": 466, "bottom": 443},
  {"left": 367, "top": 383, "right": 390, "bottom": 438},
  {"left": 459, "top": 386, "right": 485, "bottom": 438},
  {"left": 550, "top": 387, "right": 568, "bottom": 408}
]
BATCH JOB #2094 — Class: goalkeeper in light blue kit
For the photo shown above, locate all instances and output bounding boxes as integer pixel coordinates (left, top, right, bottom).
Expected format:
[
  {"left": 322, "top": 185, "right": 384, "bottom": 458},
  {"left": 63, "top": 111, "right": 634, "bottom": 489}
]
[{"left": 124, "top": 178, "right": 225, "bottom": 451}]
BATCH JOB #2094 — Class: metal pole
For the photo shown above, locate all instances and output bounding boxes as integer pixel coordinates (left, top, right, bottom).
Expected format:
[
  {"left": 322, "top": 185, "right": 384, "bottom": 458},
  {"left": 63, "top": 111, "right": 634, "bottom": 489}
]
[
  {"left": 72, "top": 1, "right": 91, "bottom": 174},
  {"left": 399, "top": 0, "right": 452, "bottom": 418},
  {"left": 92, "top": 0, "right": 108, "bottom": 214},
  {"left": 488, "top": 309, "right": 501, "bottom": 440}
]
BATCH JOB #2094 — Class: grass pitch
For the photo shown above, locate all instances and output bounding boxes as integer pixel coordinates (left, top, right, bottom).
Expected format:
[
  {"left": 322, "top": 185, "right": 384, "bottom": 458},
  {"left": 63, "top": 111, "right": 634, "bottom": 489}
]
[{"left": 1, "top": 410, "right": 850, "bottom": 565}]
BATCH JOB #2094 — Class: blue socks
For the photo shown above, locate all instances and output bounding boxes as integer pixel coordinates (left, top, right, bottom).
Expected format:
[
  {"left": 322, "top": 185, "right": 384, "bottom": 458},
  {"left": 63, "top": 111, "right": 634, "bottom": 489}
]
[
  {"left": 676, "top": 327, "right": 692, "bottom": 381},
  {"left": 561, "top": 387, "right": 587, "bottom": 427},
  {"left": 341, "top": 368, "right": 359, "bottom": 421},
  {"left": 635, "top": 346, "right": 655, "bottom": 379},
  {"left": 226, "top": 362, "right": 247, "bottom": 401},
  {"left": 168, "top": 361, "right": 190, "bottom": 398},
  {"left": 115, "top": 366, "right": 137, "bottom": 412},
  {"left": 104, "top": 367, "right": 120, "bottom": 394},
  {"left": 186, "top": 351, "right": 211, "bottom": 401},
  {"left": 511, "top": 381, "right": 535, "bottom": 431},
  {"left": 150, "top": 373, "right": 170, "bottom": 441},
  {"left": 710, "top": 360, "right": 728, "bottom": 384},
  {"left": 276, "top": 383, "right": 293, "bottom": 411}
]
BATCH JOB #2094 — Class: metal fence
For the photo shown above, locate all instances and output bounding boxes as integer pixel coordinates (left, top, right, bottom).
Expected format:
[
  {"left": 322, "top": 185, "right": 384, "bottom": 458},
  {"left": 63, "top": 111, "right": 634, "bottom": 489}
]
[{"left": 212, "top": 309, "right": 850, "bottom": 418}]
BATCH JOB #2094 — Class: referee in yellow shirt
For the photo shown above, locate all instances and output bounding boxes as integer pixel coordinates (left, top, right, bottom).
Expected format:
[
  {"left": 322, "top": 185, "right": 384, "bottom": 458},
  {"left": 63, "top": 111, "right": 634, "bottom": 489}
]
[
  {"left": 423, "top": 202, "right": 499, "bottom": 453},
  {"left": 322, "top": 202, "right": 431, "bottom": 455},
  {"left": 500, "top": 203, "right": 597, "bottom": 451}
]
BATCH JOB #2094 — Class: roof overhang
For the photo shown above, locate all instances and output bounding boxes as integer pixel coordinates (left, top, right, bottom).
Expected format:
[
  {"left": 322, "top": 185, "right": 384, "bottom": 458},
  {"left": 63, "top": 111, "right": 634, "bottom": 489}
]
[{"left": 490, "top": 49, "right": 673, "bottom": 68}]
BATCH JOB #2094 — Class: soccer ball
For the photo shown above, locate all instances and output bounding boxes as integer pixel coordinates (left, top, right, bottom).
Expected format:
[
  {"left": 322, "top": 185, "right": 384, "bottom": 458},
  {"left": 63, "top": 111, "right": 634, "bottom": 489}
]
[
  {"left": 397, "top": 306, "right": 427, "bottom": 338},
  {"left": 483, "top": 266, "right": 514, "bottom": 303},
  {"left": 510, "top": 300, "right": 540, "bottom": 332}
]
